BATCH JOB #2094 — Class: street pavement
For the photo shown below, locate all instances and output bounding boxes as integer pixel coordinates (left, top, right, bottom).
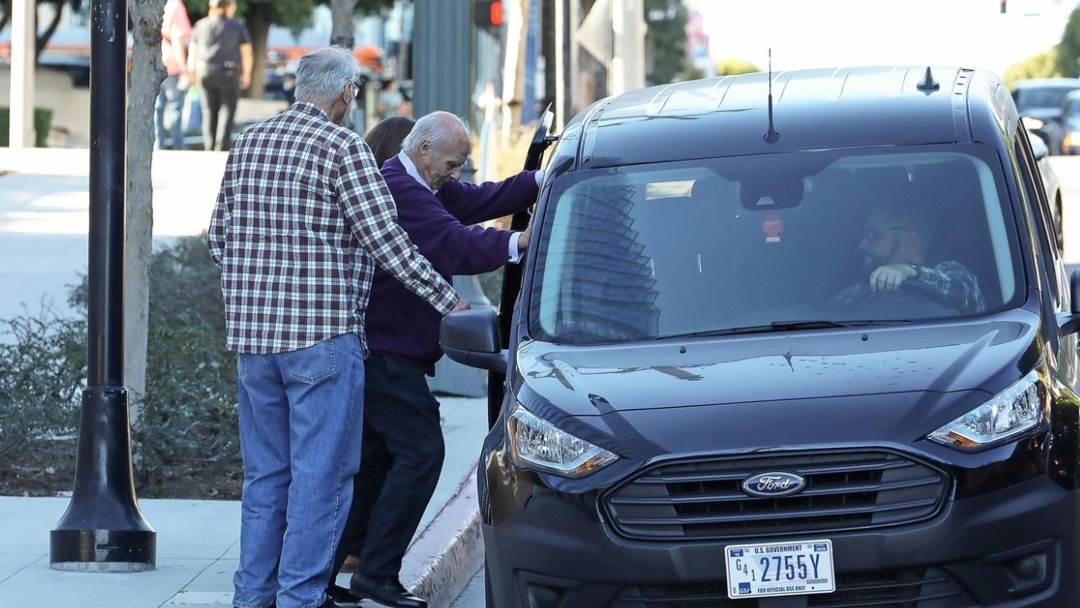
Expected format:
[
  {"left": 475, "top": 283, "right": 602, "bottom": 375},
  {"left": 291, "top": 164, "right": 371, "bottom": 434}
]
[{"left": 450, "top": 568, "right": 485, "bottom": 608}]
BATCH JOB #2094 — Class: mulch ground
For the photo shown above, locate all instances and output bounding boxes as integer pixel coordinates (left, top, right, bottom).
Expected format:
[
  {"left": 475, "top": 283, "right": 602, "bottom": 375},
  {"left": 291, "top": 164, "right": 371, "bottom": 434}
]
[{"left": 0, "top": 438, "right": 242, "bottom": 500}]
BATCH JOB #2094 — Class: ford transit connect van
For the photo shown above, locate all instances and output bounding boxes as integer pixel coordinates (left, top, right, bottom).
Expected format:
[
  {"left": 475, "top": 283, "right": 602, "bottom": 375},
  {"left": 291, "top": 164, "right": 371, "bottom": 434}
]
[{"left": 442, "top": 66, "right": 1080, "bottom": 607}]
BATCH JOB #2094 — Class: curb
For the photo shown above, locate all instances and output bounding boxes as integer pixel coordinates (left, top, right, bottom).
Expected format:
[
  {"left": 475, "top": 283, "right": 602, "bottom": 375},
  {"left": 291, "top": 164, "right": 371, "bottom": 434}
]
[{"left": 399, "top": 465, "right": 483, "bottom": 608}]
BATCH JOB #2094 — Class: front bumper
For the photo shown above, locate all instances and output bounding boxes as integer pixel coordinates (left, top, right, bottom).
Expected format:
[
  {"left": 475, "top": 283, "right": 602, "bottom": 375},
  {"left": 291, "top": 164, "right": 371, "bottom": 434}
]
[{"left": 484, "top": 474, "right": 1080, "bottom": 607}]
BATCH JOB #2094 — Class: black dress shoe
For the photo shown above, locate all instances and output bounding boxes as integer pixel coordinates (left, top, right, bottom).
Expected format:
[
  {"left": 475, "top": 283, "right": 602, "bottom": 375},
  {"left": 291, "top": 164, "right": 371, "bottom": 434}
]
[
  {"left": 349, "top": 572, "right": 428, "bottom": 608},
  {"left": 326, "top": 583, "right": 364, "bottom": 607}
]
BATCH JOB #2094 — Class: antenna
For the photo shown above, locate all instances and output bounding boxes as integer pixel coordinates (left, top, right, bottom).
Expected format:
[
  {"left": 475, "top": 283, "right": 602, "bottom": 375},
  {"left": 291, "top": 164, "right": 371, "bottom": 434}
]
[{"left": 764, "top": 48, "right": 780, "bottom": 143}]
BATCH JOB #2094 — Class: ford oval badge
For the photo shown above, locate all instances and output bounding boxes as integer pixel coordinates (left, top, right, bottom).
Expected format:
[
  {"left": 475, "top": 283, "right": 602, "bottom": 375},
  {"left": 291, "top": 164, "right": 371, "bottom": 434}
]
[{"left": 742, "top": 472, "right": 807, "bottom": 498}]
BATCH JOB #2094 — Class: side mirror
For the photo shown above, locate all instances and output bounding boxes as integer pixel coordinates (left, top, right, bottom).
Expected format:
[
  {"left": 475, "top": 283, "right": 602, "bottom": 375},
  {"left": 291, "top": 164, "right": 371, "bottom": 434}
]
[
  {"left": 1029, "top": 132, "right": 1049, "bottom": 161},
  {"left": 440, "top": 306, "right": 507, "bottom": 373},
  {"left": 1061, "top": 270, "right": 1080, "bottom": 335}
]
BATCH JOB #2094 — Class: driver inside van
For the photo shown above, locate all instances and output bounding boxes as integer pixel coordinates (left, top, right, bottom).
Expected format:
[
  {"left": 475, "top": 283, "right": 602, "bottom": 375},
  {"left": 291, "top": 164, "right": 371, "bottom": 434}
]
[{"left": 831, "top": 203, "right": 986, "bottom": 315}]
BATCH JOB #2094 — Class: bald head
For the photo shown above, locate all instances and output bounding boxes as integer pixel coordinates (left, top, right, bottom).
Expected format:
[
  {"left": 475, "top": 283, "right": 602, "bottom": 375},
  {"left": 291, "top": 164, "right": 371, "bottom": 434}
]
[{"left": 402, "top": 112, "right": 471, "bottom": 190}]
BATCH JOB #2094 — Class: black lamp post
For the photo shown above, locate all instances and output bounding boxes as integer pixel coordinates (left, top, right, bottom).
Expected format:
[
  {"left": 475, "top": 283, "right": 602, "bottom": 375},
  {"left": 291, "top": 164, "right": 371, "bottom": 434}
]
[{"left": 49, "top": 0, "right": 156, "bottom": 572}]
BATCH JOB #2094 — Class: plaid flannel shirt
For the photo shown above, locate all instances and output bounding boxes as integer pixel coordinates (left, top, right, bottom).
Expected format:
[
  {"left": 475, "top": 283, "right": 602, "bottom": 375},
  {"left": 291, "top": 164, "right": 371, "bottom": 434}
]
[
  {"left": 208, "top": 103, "right": 459, "bottom": 354},
  {"left": 833, "top": 260, "right": 986, "bottom": 315}
]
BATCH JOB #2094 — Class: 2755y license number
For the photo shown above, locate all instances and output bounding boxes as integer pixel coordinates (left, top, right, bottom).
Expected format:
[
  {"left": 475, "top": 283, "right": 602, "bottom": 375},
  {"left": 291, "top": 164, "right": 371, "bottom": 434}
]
[{"left": 724, "top": 539, "right": 835, "bottom": 599}]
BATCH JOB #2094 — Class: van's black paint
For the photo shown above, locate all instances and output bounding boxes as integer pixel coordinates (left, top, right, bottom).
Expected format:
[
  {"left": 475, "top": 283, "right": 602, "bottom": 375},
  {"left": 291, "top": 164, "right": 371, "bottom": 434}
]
[{"left": 442, "top": 66, "right": 1080, "bottom": 607}]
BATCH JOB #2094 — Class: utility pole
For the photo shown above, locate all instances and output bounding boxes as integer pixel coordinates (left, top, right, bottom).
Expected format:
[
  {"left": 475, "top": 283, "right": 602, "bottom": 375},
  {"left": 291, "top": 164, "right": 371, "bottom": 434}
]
[
  {"left": 50, "top": 0, "right": 156, "bottom": 572},
  {"left": 9, "top": 0, "right": 35, "bottom": 147}
]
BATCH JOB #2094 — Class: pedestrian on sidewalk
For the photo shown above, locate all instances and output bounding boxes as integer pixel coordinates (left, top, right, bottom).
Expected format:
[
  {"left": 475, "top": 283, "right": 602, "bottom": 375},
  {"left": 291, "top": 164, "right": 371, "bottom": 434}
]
[
  {"left": 208, "top": 48, "right": 464, "bottom": 608},
  {"left": 155, "top": 0, "right": 192, "bottom": 150},
  {"left": 189, "top": 0, "right": 253, "bottom": 151},
  {"left": 329, "top": 112, "right": 542, "bottom": 608}
]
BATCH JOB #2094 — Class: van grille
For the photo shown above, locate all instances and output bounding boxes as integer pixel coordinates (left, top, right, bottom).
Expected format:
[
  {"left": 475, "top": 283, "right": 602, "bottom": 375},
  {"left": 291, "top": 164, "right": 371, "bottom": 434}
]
[
  {"left": 614, "top": 568, "right": 977, "bottom": 608},
  {"left": 603, "top": 451, "right": 949, "bottom": 541}
]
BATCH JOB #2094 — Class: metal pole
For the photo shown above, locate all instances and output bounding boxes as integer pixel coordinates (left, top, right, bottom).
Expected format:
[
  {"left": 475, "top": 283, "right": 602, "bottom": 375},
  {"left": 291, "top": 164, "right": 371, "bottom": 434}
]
[
  {"left": 50, "top": 0, "right": 156, "bottom": 572},
  {"left": 9, "top": 0, "right": 35, "bottom": 148}
]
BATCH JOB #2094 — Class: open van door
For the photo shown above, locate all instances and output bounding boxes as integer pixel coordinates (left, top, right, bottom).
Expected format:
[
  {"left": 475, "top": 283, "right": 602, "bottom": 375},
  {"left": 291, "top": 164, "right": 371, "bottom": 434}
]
[{"left": 487, "top": 107, "right": 557, "bottom": 427}]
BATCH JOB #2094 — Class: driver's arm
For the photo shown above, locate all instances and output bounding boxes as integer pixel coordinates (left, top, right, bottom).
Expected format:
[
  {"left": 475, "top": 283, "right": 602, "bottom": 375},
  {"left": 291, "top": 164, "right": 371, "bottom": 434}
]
[{"left": 908, "top": 261, "right": 986, "bottom": 314}]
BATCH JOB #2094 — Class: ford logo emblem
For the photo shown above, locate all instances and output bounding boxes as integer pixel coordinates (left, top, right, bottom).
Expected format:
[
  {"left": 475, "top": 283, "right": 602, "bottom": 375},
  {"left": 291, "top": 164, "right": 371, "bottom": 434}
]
[{"left": 742, "top": 472, "right": 807, "bottom": 498}]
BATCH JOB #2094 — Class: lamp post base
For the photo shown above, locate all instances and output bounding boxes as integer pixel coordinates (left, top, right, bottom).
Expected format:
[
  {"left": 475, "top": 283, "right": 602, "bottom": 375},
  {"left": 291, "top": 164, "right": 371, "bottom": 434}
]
[{"left": 50, "top": 526, "right": 156, "bottom": 572}]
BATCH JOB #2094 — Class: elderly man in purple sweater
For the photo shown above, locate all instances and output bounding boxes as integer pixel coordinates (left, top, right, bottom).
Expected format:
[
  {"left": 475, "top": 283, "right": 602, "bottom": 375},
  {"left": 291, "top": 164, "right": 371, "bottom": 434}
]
[{"left": 331, "top": 112, "right": 540, "bottom": 608}]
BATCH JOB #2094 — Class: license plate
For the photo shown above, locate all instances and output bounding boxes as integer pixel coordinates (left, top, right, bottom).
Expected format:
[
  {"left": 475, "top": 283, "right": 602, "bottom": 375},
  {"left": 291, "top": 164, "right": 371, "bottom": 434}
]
[{"left": 725, "top": 539, "right": 835, "bottom": 599}]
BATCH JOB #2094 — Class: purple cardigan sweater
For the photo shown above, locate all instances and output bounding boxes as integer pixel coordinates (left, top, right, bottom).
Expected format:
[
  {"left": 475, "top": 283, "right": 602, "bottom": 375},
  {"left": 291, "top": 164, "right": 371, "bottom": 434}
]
[{"left": 365, "top": 155, "right": 539, "bottom": 371}]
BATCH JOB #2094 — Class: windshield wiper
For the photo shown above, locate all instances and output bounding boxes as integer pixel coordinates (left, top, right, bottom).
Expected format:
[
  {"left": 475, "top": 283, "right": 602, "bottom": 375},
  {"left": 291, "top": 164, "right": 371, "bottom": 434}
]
[{"left": 661, "top": 319, "right": 912, "bottom": 340}]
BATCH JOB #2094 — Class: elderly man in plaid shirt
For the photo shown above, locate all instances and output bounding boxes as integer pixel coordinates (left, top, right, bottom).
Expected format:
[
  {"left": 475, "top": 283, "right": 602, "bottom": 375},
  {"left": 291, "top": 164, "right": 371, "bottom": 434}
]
[{"left": 208, "top": 47, "right": 465, "bottom": 608}]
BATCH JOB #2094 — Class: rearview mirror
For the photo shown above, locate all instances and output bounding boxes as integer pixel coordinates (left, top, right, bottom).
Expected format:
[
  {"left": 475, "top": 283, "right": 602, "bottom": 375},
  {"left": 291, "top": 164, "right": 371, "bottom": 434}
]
[{"left": 440, "top": 307, "right": 507, "bottom": 373}]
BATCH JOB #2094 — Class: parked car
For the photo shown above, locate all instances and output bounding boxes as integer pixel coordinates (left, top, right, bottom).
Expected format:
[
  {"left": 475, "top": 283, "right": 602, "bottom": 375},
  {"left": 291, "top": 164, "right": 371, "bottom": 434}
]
[
  {"left": 1058, "top": 89, "right": 1080, "bottom": 156},
  {"left": 1028, "top": 130, "right": 1065, "bottom": 252},
  {"left": 1012, "top": 77, "right": 1080, "bottom": 154},
  {"left": 443, "top": 66, "right": 1080, "bottom": 607}
]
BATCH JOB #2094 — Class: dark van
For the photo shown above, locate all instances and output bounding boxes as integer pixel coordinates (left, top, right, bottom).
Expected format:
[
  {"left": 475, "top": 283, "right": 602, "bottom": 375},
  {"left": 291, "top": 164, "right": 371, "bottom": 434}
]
[{"left": 441, "top": 66, "right": 1080, "bottom": 607}]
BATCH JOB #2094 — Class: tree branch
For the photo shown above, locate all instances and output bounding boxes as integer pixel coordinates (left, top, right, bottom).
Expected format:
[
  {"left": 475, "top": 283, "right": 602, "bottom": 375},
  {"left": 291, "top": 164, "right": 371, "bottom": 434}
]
[{"left": 35, "top": 1, "right": 65, "bottom": 62}]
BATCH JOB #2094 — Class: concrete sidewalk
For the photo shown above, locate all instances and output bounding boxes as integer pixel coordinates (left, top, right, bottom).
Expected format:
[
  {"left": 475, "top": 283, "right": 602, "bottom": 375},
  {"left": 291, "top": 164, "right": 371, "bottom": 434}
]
[
  {"left": 0, "top": 148, "right": 225, "bottom": 322},
  {"left": 0, "top": 397, "right": 487, "bottom": 608}
]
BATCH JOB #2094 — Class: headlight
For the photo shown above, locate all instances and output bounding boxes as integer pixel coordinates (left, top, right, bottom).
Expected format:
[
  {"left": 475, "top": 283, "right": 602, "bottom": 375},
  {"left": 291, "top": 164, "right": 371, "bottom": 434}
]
[
  {"left": 1065, "top": 131, "right": 1078, "bottom": 149},
  {"left": 507, "top": 404, "right": 617, "bottom": 478},
  {"left": 928, "top": 369, "right": 1049, "bottom": 450}
]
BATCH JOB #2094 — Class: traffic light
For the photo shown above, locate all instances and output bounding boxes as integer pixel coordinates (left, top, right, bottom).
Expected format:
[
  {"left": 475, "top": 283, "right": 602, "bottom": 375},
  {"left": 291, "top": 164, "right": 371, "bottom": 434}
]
[
  {"left": 475, "top": 0, "right": 505, "bottom": 29},
  {"left": 1001, "top": 0, "right": 1007, "bottom": 14}
]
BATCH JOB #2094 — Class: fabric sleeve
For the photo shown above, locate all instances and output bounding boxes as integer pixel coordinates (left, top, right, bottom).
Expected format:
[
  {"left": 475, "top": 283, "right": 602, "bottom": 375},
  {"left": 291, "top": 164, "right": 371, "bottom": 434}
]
[
  {"left": 335, "top": 138, "right": 459, "bottom": 314},
  {"left": 439, "top": 170, "right": 539, "bottom": 225}
]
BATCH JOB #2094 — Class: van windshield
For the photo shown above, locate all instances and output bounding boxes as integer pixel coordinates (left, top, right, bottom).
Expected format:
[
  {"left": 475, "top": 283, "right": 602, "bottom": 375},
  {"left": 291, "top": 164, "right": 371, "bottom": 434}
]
[{"left": 529, "top": 145, "right": 1024, "bottom": 344}]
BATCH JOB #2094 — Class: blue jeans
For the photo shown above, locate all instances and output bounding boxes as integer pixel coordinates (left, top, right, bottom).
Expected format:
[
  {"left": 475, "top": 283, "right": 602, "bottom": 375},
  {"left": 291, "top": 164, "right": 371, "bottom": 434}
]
[
  {"left": 155, "top": 74, "right": 186, "bottom": 150},
  {"left": 232, "top": 333, "right": 365, "bottom": 608}
]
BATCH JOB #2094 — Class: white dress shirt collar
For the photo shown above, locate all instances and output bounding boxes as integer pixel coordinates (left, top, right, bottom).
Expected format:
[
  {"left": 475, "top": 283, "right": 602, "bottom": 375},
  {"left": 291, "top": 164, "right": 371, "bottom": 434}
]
[{"left": 397, "top": 151, "right": 434, "bottom": 193}]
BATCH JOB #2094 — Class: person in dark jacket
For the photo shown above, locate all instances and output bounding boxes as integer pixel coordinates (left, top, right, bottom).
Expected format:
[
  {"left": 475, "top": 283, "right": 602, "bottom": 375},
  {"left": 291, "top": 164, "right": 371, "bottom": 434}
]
[{"left": 331, "top": 112, "right": 540, "bottom": 608}]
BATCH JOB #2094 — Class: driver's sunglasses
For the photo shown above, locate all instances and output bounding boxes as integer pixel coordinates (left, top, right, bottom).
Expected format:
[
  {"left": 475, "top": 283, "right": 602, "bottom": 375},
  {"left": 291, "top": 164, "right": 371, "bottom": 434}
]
[{"left": 863, "top": 225, "right": 913, "bottom": 242}]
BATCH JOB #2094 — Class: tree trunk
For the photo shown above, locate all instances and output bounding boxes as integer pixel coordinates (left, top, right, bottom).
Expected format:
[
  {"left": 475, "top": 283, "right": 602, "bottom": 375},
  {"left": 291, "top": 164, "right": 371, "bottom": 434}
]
[
  {"left": 0, "top": 1, "right": 10, "bottom": 37},
  {"left": 330, "top": 0, "right": 356, "bottom": 49},
  {"left": 124, "top": 0, "right": 167, "bottom": 425},
  {"left": 246, "top": 13, "right": 270, "bottom": 99}
]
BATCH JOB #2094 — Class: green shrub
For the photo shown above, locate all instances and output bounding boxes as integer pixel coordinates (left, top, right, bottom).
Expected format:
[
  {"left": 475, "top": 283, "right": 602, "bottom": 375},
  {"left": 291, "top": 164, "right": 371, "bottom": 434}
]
[
  {"left": 2, "top": 235, "right": 241, "bottom": 498},
  {"left": 715, "top": 59, "right": 761, "bottom": 76},
  {"left": 0, "top": 107, "right": 54, "bottom": 147},
  {"left": 1005, "top": 48, "right": 1061, "bottom": 90},
  {"left": 0, "top": 311, "right": 85, "bottom": 464}
]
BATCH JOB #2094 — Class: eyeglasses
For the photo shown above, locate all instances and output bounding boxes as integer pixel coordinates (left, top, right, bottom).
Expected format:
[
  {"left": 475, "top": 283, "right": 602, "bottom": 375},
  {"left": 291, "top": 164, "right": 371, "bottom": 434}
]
[
  {"left": 346, "top": 74, "right": 372, "bottom": 100},
  {"left": 862, "top": 225, "right": 913, "bottom": 242}
]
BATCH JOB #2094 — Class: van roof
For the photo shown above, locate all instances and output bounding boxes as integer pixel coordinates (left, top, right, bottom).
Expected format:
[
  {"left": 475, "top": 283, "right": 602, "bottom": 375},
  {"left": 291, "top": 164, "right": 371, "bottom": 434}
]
[{"left": 573, "top": 66, "right": 1012, "bottom": 168}]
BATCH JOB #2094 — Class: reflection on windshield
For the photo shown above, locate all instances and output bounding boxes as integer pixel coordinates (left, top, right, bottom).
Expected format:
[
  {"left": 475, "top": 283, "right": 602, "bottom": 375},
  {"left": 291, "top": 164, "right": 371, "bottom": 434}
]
[{"left": 530, "top": 146, "right": 1021, "bottom": 345}]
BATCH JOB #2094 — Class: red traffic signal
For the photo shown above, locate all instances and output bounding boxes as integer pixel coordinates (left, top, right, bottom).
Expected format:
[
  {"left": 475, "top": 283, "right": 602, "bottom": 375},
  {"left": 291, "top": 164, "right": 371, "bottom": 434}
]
[{"left": 475, "top": 0, "right": 504, "bottom": 29}]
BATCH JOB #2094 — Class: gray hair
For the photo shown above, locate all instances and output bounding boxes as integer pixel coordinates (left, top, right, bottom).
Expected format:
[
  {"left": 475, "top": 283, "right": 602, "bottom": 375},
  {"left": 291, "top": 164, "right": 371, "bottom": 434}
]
[
  {"left": 401, "top": 111, "right": 470, "bottom": 154},
  {"left": 294, "top": 47, "right": 357, "bottom": 105}
]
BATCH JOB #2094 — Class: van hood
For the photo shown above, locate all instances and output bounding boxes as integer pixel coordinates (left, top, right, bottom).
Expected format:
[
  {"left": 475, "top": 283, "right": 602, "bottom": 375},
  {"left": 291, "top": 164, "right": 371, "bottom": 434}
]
[{"left": 514, "top": 311, "right": 1041, "bottom": 417}]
